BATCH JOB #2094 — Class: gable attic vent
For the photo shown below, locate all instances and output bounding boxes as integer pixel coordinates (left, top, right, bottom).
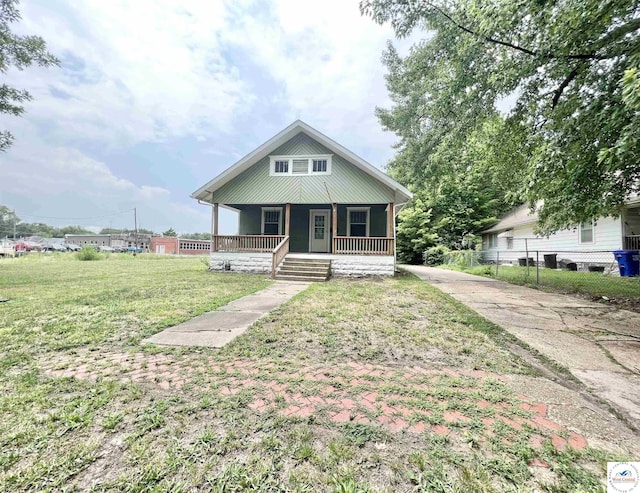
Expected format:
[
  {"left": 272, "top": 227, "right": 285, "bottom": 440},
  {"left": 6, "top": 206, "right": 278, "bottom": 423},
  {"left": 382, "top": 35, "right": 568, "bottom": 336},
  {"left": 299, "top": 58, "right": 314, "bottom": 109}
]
[{"left": 292, "top": 159, "right": 308, "bottom": 174}]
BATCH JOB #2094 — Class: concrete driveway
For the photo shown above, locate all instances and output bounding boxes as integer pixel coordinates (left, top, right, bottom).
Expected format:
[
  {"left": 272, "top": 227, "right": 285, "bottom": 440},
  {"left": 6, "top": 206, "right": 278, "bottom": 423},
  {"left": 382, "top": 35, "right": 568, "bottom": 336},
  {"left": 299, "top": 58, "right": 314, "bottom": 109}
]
[{"left": 402, "top": 265, "right": 640, "bottom": 428}]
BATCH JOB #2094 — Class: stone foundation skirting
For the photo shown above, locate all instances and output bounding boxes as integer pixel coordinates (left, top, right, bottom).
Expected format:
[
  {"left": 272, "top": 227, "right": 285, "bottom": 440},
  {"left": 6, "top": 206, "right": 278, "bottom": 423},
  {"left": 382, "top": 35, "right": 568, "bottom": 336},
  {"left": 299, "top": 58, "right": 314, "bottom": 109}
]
[
  {"left": 210, "top": 253, "right": 395, "bottom": 276},
  {"left": 330, "top": 256, "right": 394, "bottom": 276},
  {"left": 210, "top": 253, "right": 272, "bottom": 274}
]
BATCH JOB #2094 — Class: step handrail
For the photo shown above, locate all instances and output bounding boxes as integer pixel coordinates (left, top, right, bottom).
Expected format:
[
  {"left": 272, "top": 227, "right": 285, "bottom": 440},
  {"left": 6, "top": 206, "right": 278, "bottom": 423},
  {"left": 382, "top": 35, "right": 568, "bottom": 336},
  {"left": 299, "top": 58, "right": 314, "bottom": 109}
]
[{"left": 271, "top": 236, "right": 290, "bottom": 278}]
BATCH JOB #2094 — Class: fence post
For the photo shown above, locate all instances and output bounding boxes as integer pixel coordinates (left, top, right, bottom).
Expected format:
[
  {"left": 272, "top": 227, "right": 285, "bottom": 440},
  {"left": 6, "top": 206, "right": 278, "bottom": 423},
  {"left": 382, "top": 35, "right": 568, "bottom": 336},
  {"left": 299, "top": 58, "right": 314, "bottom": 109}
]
[
  {"left": 525, "top": 238, "right": 530, "bottom": 278},
  {"left": 536, "top": 251, "right": 540, "bottom": 284},
  {"left": 496, "top": 251, "right": 499, "bottom": 277}
]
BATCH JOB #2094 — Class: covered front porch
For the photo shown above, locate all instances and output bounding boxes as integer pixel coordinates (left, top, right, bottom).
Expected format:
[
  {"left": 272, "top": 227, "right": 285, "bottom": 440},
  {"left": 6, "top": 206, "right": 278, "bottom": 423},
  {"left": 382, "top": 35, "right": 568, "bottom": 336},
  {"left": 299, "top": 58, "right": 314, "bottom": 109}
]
[
  {"left": 210, "top": 202, "right": 395, "bottom": 255},
  {"left": 208, "top": 202, "right": 396, "bottom": 277}
]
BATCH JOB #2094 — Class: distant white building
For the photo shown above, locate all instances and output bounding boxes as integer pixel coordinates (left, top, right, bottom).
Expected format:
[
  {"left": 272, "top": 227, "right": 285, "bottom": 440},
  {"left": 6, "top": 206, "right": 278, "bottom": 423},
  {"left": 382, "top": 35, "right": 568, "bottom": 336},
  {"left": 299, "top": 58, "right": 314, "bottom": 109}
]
[
  {"left": 64, "top": 233, "right": 150, "bottom": 251},
  {"left": 480, "top": 201, "right": 640, "bottom": 264}
]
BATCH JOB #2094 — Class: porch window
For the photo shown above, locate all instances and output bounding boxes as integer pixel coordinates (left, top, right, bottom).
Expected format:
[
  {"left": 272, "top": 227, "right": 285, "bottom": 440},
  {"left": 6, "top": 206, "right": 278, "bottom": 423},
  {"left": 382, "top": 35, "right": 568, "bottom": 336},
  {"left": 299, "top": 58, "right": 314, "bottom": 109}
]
[
  {"left": 579, "top": 220, "right": 594, "bottom": 243},
  {"left": 261, "top": 207, "right": 282, "bottom": 235},
  {"left": 347, "top": 207, "right": 370, "bottom": 237}
]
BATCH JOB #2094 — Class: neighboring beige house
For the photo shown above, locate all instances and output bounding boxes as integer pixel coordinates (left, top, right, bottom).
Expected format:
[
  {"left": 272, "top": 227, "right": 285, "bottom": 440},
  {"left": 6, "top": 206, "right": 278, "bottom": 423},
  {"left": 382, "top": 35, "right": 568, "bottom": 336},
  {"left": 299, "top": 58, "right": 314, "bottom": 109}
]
[
  {"left": 191, "top": 120, "right": 413, "bottom": 279},
  {"left": 481, "top": 202, "right": 640, "bottom": 263}
]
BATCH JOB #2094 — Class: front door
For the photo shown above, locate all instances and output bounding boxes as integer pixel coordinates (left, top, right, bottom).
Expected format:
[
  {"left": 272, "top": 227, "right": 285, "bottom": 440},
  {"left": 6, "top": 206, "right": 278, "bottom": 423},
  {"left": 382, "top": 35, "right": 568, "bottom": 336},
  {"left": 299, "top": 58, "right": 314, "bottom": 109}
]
[{"left": 309, "top": 210, "right": 330, "bottom": 252}]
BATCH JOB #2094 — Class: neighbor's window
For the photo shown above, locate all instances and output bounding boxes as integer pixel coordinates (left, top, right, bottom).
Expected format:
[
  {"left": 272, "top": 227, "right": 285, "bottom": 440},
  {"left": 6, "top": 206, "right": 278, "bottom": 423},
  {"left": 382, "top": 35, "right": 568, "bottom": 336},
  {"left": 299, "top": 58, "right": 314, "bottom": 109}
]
[
  {"left": 348, "top": 208, "right": 369, "bottom": 237},
  {"left": 312, "top": 159, "right": 327, "bottom": 173},
  {"left": 507, "top": 237, "right": 513, "bottom": 250},
  {"left": 580, "top": 220, "right": 594, "bottom": 243},
  {"left": 274, "top": 160, "right": 289, "bottom": 173},
  {"left": 488, "top": 233, "right": 498, "bottom": 248},
  {"left": 262, "top": 208, "right": 282, "bottom": 235}
]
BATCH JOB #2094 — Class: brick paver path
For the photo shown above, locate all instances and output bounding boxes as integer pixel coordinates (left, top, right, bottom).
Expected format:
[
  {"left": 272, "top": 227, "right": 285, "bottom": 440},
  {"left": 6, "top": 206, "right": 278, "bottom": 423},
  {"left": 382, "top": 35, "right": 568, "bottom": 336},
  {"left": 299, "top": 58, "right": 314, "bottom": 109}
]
[{"left": 42, "top": 351, "right": 588, "bottom": 465}]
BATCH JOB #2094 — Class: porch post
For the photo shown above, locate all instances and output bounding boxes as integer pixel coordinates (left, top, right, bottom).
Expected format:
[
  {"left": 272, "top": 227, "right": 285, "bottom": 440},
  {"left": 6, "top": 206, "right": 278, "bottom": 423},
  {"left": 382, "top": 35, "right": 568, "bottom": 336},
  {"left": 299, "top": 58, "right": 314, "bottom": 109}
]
[
  {"left": 212, "top": 203, "right": 219, "bottom": 252},
  {"left": 387, "top": 203, "right": 394, "bottom": 255},
  {"left": 332, "top": 203, "right": 338, "bottom": 253},
  {"left": 285, "top": 203, "right": 291, "bottom": 236}
]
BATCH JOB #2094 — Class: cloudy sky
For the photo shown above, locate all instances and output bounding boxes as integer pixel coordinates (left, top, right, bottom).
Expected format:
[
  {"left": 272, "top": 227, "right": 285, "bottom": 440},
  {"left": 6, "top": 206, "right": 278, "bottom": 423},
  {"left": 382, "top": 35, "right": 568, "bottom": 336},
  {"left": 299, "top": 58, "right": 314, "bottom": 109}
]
[{"left": 1, "top": 0, "right": 418, "bottom": 234}]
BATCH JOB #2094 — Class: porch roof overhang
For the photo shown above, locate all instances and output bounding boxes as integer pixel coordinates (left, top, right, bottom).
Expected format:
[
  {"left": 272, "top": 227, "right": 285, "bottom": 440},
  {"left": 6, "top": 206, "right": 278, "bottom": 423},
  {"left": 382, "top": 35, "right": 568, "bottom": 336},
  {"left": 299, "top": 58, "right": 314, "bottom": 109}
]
[{"left": 191, "top": 120, "right": 413, "bottom": 205}]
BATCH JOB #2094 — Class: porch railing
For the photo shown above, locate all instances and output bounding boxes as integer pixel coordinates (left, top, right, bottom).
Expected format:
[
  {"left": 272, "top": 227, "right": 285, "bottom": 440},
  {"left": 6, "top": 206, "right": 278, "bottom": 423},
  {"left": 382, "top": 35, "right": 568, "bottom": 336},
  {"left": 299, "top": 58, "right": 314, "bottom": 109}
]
[
  {"left": 271, "top": 236, "right": 290, "bottom": 278},
  {"left": 625, "top": 235, "right": 640, "bottom": 250},
  {"left": 333, "top": 236, "right": 394, "bottom": 255},
  {"left": 214, "top": 235, "right": 285, "bottom": 252}
]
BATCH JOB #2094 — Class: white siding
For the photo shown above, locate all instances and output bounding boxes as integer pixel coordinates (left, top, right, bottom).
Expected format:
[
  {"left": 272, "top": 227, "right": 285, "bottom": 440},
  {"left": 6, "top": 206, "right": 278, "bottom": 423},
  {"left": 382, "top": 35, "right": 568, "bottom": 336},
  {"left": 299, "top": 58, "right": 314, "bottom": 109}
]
[{"left": 482, "top": 216, "right": 623, "bottom": 264}]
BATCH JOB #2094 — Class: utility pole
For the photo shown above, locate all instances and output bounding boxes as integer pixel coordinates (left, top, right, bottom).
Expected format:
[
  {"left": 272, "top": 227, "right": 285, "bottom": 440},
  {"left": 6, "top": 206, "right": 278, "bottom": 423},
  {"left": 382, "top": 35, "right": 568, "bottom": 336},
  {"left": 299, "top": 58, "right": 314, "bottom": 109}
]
[
  {"left": 13, "top": 209, "right": 16, "bottom": 241},
  {"left": 134, "top": 208, "right": 138, "bottom": 248}
]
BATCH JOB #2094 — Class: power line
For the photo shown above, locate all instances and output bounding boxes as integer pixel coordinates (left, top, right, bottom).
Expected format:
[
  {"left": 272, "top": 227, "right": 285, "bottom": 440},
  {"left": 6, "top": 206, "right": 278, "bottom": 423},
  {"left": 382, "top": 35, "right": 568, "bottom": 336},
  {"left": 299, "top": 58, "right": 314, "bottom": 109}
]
[{"left": 14, "top": 209, "right": 135, "bottom": 221}]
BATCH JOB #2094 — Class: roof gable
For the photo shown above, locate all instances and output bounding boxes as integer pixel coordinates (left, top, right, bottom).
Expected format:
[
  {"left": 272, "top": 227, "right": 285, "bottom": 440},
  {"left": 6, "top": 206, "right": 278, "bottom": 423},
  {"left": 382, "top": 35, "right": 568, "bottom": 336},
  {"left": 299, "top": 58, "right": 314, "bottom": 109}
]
[
  {"left": 482, "top": 204, "right": 539, "bottom": 233},
  {"left": 191, "top": 120, "right": 412, "bottom": 203}
]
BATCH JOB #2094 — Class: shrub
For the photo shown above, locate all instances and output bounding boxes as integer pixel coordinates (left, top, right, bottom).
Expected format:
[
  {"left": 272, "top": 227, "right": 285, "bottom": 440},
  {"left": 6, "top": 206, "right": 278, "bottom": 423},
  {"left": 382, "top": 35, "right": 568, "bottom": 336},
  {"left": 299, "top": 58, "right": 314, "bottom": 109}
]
[
  {"left": 76, "top": 246, "right": 101, "bottom": 261},
  {"left": 443, "top": 250, "right": 482, "bottom": 268},
  {"left": 423, "top": 245, "right": 450, "bottom": 266}
]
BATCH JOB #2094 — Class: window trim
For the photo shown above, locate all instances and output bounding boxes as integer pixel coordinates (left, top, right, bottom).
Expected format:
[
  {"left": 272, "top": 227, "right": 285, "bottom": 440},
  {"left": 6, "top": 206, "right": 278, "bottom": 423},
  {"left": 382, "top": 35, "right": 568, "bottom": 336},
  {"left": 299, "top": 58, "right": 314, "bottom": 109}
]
[
  {"left": 346, "top": 207, "right": 370, "bottom": 237},
  {"left": 269, "top": 154, "right": 332, "bottom": 176},
  {"left": 579, "top": 220, "right": 595, "bottom": 244},
  {"left": 261, "top": 207, "right": 283, "bottom": 235}
]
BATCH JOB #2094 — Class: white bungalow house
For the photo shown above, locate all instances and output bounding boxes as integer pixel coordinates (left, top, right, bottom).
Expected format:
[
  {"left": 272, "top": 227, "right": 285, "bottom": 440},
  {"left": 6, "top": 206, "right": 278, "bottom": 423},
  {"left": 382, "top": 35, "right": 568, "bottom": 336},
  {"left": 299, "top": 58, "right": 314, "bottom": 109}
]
[
  {"left": 481, "top": 201, "right": 640, "bottom": 264},
  {"left": 191, "top": 121, "right": 413, "bottom": 279}
]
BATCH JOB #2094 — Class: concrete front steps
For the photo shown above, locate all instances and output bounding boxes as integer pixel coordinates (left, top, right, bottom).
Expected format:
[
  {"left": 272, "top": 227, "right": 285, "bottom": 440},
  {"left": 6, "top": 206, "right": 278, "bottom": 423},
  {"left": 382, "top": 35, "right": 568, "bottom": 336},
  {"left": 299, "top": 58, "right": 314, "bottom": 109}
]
[{"left": 275, "top": 257, "right": 331, "bottom": 282}]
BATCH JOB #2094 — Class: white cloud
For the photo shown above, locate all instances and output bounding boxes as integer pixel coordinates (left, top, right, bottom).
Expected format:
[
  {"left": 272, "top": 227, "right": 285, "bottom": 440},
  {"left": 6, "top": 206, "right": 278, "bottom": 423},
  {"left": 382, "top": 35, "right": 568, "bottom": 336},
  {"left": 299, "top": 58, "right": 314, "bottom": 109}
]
[
  {"left": 1, "top": 0, "right": 423, "bottom": 234},
  {"left": 10, "top": 0, "right": 252, "bottom": 146},
  {"left": 222, "top": 0, "right": 402, "bottom": 161},
  {"left": 0, "top": 137, "right": 213, "bottom": 233}
]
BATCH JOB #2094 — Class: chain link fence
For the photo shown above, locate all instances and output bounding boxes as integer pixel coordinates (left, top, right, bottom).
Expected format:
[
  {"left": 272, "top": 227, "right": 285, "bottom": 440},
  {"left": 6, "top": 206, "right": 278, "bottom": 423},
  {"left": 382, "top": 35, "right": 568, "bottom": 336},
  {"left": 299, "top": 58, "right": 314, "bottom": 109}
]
[{"left": 442, "top": 249, "right": 640, "bottom": 301}]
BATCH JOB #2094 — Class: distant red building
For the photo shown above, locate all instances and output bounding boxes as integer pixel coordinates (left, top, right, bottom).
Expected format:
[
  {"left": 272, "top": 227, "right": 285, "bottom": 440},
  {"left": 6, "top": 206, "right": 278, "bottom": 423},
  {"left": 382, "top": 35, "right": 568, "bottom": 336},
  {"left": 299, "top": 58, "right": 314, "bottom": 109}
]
[{"left": 149, "top": 237, "right": 210, "bottom": 255}]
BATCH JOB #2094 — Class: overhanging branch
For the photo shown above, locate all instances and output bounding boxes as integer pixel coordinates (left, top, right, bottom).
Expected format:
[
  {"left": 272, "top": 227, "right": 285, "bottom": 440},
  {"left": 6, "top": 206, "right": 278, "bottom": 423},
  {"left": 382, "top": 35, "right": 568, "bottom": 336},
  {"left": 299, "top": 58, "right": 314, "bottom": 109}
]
[
  {"left": 425, "top": 1, "right": 614, "bottom": 61},
  {"left": 552, "top": 67, "right": 580, "bottom": 109}
]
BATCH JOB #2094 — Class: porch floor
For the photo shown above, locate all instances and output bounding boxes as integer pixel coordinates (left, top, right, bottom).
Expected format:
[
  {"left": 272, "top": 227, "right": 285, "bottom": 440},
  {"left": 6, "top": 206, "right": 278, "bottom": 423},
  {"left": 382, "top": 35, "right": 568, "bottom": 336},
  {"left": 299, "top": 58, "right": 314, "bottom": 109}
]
[{"left": 287, "top": 253, "right": 394, "bottom": 259}]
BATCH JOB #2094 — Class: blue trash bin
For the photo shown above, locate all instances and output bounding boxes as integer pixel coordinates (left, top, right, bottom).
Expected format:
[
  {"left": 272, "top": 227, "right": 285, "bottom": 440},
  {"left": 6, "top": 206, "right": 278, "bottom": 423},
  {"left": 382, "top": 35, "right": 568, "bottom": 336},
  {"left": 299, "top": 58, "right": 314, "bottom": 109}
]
[{"left": 613, "top": 250, "right": 640, "bottom": 277}]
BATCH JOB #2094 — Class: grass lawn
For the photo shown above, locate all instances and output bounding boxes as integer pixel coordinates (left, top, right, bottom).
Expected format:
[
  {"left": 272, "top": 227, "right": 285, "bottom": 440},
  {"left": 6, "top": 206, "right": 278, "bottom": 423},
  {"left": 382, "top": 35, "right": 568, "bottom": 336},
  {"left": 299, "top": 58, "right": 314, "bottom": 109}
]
[
  {"left": 448, "top": 264, "right": 640, "bottom": 301},
  {"left": 0, "top": 254, "right": 619, "bottom": 491}
]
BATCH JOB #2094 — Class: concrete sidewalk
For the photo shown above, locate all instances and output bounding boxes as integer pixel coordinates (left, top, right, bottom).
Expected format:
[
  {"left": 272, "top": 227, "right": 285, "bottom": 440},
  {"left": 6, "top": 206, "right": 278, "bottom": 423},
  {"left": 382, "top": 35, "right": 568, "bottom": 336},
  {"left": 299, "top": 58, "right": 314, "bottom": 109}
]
[
  {"left": 402, "top": 265, "right": 640, "bottom": 425},
  {"left": 143, "top": 281, "right": 309, "bottom": 348}
]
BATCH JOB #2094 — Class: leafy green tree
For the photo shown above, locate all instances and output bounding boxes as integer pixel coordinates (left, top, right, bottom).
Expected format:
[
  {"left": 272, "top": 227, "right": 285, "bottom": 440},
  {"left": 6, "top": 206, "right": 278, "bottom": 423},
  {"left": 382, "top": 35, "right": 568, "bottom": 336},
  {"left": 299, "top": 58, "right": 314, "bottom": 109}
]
[
  {"left": 181, "top": 232, "right": 211, "bottom": 240},
  {"left": 395, "top": 195, "right": 437, "bottom": 263},
  {"left": 58, "top": 225, "right": 94, "bottom": 235},
  {"left": 99, "top": 228, "right": 155, "bottom": 235},
  {"left": 0, "top": 205, "right": 94, "bottom": 237},
  {"left": 1, "top": 0, "right": 59, "bottom": 151},
  {"left": 162, "top": 228, "right": 177, "bottom": 237},
  {"left": 0, "top": 205, "right": 18, "bottom": 237},
  {"left": 362, "top": 0, "right": 640, "bottom": 233}
]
